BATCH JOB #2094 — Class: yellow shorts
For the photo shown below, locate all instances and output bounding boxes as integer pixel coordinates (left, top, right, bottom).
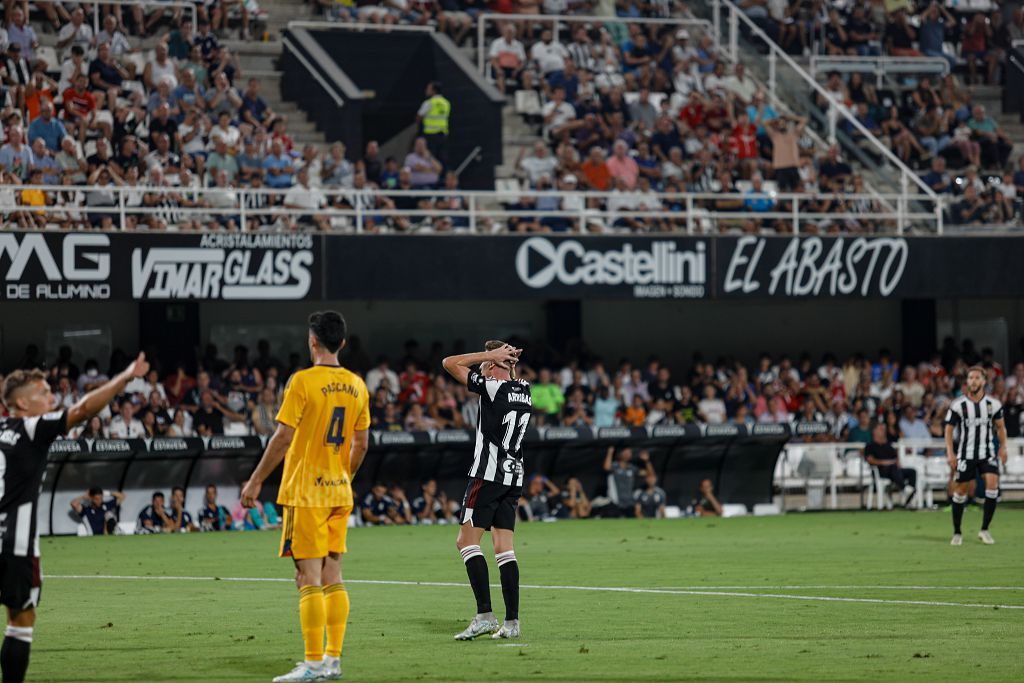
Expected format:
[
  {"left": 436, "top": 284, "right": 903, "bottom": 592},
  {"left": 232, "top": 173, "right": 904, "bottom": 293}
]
[{"left": 279, "top": 505, "right": 352, "bottom": 560}]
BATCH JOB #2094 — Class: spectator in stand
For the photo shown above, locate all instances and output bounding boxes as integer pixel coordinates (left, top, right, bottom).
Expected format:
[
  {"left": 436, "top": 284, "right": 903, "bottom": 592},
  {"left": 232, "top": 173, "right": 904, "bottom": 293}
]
[
  {"left": 27, "top": 100, "right": 64, "bottom": 152},
  {"left": 968, "top": 106, "right": 1012, "bottom": 171},
  {"left": 137, "top": 491, "right": 175, "bottom": 534},
  {"left": 634, "top": 472, "right": 666, "bottom": 519},
  {"left": 262, "top": 139, "right": 294, "bottom": 189},
  {"left": 197, "top": 484, "right": 233, "bottom": 531},
  {"left": 606, "top": 139, "right": 639, "bottom": 190},
  {"left": 403, "top": 136, "right": 442, "bottom": 189},
  {"left": 70, "top": 488, "right": 125, "bottom": 535},
  {"left": 767, "top": 115, "right": 805, "bottom": 192},
  {"left": 917, "top": 2, "right": 957, "bottom": 71},
  {"left": 562, "top": 388, "right": 593, "bottom": 427},
  {"left": 108, "top": 400, "right": 145, "bottom": 439},
  {"left": 951, "top": 184, "right": 990, "bottom": 226},
  {"left": 0, "top": 123, "right": 31, "bottom": 180},
  {"left": 697, "top": 385, "right": 727, "bottom": 424},
  {"left": 518, "top": 141, "right": 558, "bottom": 187},
  {"left": 193, "top": 389, "right": 244, "bottom": 436},
  {"left": 558, "top": 477, "right": 592, "bottom": 519},
  {"left": 5, "top": 8, "right": 38, "bottom": 63}
]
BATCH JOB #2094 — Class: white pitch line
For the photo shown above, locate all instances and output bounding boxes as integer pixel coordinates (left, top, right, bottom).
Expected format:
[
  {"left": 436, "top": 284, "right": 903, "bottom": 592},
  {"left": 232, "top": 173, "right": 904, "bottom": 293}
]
[
  {"left": 46, "top": 575, "right": 1024, "bottom": 610},
  {"left": 654, "top": 585, "right": 1024, "bottom": 591}
]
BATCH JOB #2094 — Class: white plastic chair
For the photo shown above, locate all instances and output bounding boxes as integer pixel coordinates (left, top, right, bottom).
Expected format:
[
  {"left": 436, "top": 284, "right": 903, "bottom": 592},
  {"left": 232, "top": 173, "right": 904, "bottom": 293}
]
[{"left": 866, "top": 465, "right": 894, "bottom": 510}]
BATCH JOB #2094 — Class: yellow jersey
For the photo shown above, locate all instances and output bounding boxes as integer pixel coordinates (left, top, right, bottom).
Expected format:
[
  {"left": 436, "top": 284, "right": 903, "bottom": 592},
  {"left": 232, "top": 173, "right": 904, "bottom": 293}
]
[{"left": 275, "top": 365, "right": 370, "bottom": 508}]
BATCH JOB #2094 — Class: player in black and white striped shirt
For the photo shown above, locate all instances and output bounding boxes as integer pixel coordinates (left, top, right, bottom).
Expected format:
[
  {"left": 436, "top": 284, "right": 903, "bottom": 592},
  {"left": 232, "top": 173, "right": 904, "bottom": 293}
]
[
  {"left": 442, "top": 341, "right": 529, "bottom": 642},
  {"left": 0, "top": 353, "right": 149, "bottom": 683},
  {"left": 944, "top": 366, "right": 1008, "bottom": 546}
]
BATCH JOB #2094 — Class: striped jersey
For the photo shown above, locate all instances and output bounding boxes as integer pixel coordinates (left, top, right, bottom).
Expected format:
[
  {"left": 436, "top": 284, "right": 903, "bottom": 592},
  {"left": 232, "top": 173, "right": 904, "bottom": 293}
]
[
  {"left": 466, "top": 370, "right": 532, "bottom": 487},
  {"left": 944, "top": 394, "right": 1004, "bottom": 461},
  {"left": 0, "top": 410, "right": 67, "bottom": 557}
]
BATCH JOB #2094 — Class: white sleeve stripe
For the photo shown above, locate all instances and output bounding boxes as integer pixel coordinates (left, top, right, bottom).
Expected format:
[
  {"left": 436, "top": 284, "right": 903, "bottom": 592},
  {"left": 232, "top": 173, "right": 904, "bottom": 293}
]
[
  {"left": 485, "top": 379, "right": 505, "bottom": 402},
  {"left": 23, "top": 416, "right": 40, "bottom": 441}
]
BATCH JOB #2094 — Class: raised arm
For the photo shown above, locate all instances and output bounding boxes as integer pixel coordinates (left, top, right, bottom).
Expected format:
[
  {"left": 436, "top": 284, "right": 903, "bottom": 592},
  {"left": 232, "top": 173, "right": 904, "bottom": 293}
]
[
  {"left": 603, "top": 445, "right": 615, "bottom": 472},
  {"left": 240, "top": 422, "right": 295, "bottom": 507},
  {"left": 67, "top": 352, "right": 149, "bottom": 427},
  {"left": 441, "top": 345, "right": 520, "bottom": 386}
]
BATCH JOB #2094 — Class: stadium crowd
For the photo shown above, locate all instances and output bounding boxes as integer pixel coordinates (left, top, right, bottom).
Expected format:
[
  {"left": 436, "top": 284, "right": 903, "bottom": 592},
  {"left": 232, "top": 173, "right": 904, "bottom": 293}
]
[
  {"left": 3, "top": 336, "right": 1021, "bottom": 440},
  {"left": 4, "top": 333, "right": 1024, "bottom": 531},
  {"left": 2, "top": 1, "right": 1020, "bottom": 231}
]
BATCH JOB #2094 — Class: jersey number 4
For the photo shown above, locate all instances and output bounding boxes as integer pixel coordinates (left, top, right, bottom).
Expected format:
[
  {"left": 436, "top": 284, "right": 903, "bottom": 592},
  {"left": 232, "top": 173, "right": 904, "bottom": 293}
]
[
  {"left": 325, "top": 407, "right": 346, "bottom": 448},
  {"left": 501, "top": 411, "right": 530, "bottom": 451}
]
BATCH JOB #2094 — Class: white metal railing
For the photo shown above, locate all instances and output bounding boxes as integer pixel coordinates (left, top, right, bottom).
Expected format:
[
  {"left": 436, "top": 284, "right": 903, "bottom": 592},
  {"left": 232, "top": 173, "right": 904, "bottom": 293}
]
[
  {"left": 0, "top": 184, "right": 940, "bottom": 233},
  {"left": 712, "top": 0, "right": 944, "bottom": 233},
  {"left": 809, "top": 56, "right": 950, "bottom": 88},
  {"left": 475, "top": 13, "right": 713, "bottom": 78},
  {"left": 77, "top": 0, "right": 197, "bottom": 38}
]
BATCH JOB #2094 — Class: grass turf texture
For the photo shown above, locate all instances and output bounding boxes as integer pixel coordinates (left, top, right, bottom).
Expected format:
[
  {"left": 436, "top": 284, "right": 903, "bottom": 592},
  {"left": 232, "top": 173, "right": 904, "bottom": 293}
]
[{"left": 34, "top": 508, "right": 1024, "bottom": 682}]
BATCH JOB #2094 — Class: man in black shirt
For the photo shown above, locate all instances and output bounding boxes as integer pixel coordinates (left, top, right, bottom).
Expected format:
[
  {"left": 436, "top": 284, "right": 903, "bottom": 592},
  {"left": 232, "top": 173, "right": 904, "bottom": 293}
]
[
  {"left": 69, "top": 488, "right": 125, "bottom": 535},
  {"left": 192, "top": 390, "right": 243, "bottom": 436},
  {"left": 864, "top": 423, "right": 917, "bottom": 506},
  {"left": 1, "top": 353, "right": 149, "bottom": 683}
]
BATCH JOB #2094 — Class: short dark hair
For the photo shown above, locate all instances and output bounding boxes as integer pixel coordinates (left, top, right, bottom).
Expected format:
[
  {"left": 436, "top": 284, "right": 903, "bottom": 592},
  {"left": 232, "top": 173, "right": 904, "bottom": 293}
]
[
  {"left": 2, "top": 368, "right": 47, "bottom": 408},
  {"left": 172, "top": 486, "right": 185, "bottom": 496},
  {"left": 88, "top": 487, "right": 103, "bottom": 497},
  {"left": 152, "top": 491, "right": 164, "bottom": 501},
  {"left": 309, "top": 311, "right": 347, "bottom": 353}
]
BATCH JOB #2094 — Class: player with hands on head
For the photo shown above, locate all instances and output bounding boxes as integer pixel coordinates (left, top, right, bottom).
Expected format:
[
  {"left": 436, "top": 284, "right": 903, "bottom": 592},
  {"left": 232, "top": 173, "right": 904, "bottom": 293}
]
[
  {"left": 442, "top": 341, "right": 531, "bottom": 641},
  {"left": 0, "top": 352, "right": 149, "bottom": 683}
]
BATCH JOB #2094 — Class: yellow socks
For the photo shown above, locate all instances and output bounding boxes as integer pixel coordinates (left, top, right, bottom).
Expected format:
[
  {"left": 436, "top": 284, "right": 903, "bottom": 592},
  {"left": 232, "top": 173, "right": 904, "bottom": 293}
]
[
  {"left": 324, "top": 583, "right": 349, "bottom": 658},
  {"left": 298, "top": 585, "right": 326, "bottom": 663}
]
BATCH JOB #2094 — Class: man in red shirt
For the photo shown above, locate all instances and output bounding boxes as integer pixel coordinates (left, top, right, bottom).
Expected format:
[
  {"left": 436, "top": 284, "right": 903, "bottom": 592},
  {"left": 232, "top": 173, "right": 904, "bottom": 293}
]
[
  {"left": 678, "top": 91, "right": 705, "bottom": 132},
  {"left": 728, "top": 110, "right": 759, "bottom": 176},
  {"left": 579, "top": 146, "right": 611, "bottom": 191},
  {"left": 61, "top": 73, "right": 100, "bottom": 143},
  {"left": 398, "top": 360, "right": 430, "bottom": 405}
]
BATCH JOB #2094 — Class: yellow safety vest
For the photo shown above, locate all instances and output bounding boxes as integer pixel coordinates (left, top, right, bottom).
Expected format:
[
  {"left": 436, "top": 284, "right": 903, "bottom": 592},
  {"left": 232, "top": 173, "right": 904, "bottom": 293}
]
[{"left": 422, "top": 95, "right": 451, "bottom": 135}]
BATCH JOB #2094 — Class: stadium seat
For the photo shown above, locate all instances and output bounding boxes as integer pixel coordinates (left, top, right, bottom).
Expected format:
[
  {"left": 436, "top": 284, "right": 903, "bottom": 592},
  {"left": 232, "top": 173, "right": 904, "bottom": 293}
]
[
  {"left": 514, "top": 90, "right": 542, "bottom": 116},
  {"left": 36, "top": 46, "right": 59, "bottom": 73},
  {"left": 866, "top": 466, "right": 894, "bottom": 511},
  {"left": 721, "top": 504, "right": 748, "bottom": 518}
]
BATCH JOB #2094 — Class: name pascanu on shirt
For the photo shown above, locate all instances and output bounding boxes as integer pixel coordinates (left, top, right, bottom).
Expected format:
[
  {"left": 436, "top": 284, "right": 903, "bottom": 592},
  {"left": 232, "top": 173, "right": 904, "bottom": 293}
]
[{"left": 320, "top": 382, "right": 360, "bottom": 399}]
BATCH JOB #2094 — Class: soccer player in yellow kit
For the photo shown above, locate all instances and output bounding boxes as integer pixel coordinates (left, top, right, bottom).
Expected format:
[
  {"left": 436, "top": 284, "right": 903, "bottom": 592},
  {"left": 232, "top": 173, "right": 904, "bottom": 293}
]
[{"left": 242, "top": 311, "right": 370, "bottom": 682}]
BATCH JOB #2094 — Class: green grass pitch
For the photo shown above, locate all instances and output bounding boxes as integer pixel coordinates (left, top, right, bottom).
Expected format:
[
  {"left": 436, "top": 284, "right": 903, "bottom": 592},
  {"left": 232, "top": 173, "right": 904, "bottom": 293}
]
[{"left": 34, "top": 508, "right": 1024, "bottom": 682}]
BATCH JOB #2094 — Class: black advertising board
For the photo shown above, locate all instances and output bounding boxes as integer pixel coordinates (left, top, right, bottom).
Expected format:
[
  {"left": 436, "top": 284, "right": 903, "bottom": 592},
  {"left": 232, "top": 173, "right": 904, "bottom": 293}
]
[
  {"left": 6, "top": 232, "right": 1024, "bottom": 301},
  {"left": 715, "top": 235, "right": 1024, "bottom": 299},
  {"left": 0, "top": 232, "right": 320, "bottom": 301},
  {"left": 327, "top": 235, "right": 711, "bottom": 300}
]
